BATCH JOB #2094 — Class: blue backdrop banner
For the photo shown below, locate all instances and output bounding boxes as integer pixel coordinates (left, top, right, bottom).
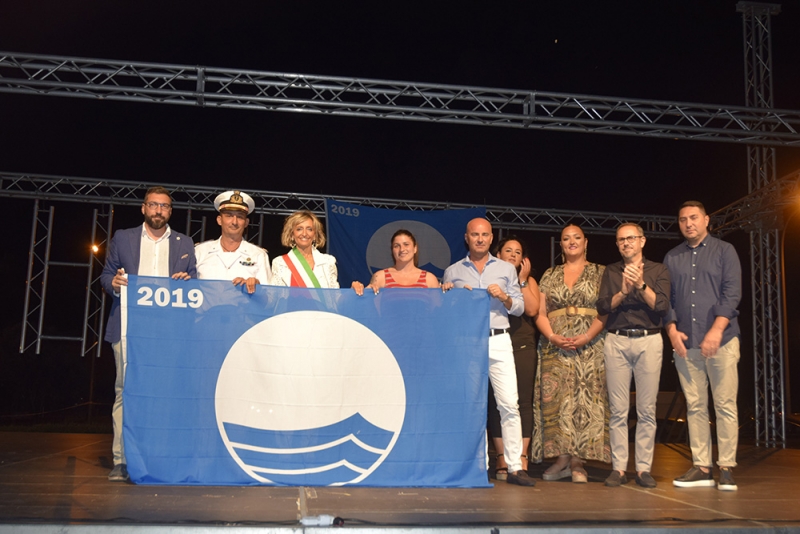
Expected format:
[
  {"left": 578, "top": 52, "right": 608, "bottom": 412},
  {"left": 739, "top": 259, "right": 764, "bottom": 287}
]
[
  {"left": 325, "top": 199, "right": 485, "bottom": 287},
  {"left": 121, "top": 275, "right": 491, "bottom": 487}
]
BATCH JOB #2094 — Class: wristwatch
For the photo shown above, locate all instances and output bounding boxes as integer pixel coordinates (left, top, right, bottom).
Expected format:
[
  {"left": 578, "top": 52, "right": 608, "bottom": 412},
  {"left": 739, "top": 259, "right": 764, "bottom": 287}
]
[
  {"left": 520, "top": 281, "right": 528, "bottom": 288},
  {"left": 639, "top": 282, "right": 647, "bottom": 291}
]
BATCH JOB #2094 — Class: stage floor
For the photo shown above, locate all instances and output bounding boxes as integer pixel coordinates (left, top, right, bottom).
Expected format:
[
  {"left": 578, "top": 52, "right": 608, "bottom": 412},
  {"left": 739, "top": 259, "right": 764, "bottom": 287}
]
[{"left": 0, "top": 431, "right": 799, "bottom": 532}]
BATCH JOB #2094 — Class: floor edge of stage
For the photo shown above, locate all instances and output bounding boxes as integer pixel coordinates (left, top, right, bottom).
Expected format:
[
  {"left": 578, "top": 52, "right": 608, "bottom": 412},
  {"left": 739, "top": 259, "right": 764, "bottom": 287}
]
[{"left": 1, "top": 431, "right": 799, "bottom": 532}]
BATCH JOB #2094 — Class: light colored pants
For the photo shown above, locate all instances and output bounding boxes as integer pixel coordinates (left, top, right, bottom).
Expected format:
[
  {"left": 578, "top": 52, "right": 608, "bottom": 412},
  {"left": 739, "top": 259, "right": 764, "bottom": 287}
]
[
  {"left": 111, "top": 340, "right": 127, "bottom": 465},
  {"left": 674, "top": 337, "right": 740, "bottom": 468},
  {"left": 604, "top": 332, "right": 663, "bottom": 473},
  {"left": 489, "top": 333, "right": 523, "bottom": 473}
]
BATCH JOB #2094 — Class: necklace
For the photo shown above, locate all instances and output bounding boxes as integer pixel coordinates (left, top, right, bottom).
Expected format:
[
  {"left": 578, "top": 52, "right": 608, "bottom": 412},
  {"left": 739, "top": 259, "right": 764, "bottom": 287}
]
[
  {"left": 220, "top": 240, "right": 240, "bottom": 253},
  {"left": 564, "top": 261, "right": 586, "bottom": 272}
]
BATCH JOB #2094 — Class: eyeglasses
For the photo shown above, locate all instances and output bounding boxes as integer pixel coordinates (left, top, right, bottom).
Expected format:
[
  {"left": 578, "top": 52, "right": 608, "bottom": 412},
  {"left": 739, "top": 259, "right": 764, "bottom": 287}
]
[
  {"left": 616, "top": 235, "right": 644, "bottom": 245},
  {"left": 144, "top": 201, "right": 172, "bottom": 210}
]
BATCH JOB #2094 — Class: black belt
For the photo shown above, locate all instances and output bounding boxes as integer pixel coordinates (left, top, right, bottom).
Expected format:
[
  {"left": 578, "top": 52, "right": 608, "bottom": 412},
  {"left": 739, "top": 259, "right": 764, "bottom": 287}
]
[
  {"left": 490, "top": 328, "right": 509, "bottom": 337},
  {"left": 611, "top": 328, "right": 661, "bottom": 338}
]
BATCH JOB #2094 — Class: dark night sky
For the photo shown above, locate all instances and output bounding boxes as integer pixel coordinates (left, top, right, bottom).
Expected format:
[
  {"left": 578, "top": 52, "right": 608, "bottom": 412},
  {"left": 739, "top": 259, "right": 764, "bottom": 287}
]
[
  {"left": 2, "top": 1, "right": 800, "bottom": 415},
  {"left": 1, "top": 1, "right": 799, "bottom": 209}
]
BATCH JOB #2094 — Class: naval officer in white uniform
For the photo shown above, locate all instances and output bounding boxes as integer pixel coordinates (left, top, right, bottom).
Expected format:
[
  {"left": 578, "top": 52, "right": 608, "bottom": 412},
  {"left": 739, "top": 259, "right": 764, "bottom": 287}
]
[{"left": 195, "top": 190, "right": 271, "bottom": 293}]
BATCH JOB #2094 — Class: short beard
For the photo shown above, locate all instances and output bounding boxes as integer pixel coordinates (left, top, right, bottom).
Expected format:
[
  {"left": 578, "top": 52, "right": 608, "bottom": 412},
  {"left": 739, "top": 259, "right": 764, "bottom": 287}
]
[{"left": 145, "top": 213, "right": 167, "bottom": 231}]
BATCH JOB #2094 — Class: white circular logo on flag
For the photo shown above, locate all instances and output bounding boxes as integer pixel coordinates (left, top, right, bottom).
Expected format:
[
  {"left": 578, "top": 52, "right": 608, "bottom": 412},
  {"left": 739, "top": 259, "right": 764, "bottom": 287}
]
[
  {"left": 215, "top": 311, "right": 406, "bottom": 486},
  {"left": 365, "top": 220, "right": 451, "bottom": 275}
]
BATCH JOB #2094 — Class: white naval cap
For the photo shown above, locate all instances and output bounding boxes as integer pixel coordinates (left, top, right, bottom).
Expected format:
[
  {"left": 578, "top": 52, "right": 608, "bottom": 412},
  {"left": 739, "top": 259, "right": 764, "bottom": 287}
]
[{"left": 214, "top": 190, "right": 255, "bottom": 214}]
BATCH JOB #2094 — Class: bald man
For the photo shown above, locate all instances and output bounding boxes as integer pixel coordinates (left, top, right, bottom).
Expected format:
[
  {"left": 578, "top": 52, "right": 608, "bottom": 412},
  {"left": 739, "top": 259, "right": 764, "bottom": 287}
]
[{"left": 443, "top": 218, "right": 536, "bottom": 487}]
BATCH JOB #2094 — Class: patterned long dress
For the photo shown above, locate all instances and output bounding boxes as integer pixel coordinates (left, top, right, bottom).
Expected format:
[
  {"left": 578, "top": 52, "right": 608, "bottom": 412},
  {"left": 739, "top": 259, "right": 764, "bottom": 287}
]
[{"left": 531, "top": 262, "right": 610, "bottom": 464}]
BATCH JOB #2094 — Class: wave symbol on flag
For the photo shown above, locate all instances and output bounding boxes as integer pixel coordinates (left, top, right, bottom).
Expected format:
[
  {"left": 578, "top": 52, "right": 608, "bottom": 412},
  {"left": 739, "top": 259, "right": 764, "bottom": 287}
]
[
  {"left": 222, "top": 413, "right": 394, "bottom": 486},
  {"left": 215, "top": 310, "right": 406, "bottom": 486}
]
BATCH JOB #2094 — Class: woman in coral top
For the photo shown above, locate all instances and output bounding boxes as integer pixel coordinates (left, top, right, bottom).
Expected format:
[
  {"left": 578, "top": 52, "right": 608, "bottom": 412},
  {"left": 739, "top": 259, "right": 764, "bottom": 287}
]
[{"left": 352, "top": 229, "right": 440, "bottom": 295}]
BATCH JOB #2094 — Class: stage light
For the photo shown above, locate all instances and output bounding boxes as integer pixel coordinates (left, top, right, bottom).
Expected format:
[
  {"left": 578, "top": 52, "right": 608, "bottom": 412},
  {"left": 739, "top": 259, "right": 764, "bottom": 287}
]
[
  {"left": 92, "top": 245, "right": 99, "bottom": 253},
  {"left": 781, "top": 194, "right": 800, "bottom": 422}
]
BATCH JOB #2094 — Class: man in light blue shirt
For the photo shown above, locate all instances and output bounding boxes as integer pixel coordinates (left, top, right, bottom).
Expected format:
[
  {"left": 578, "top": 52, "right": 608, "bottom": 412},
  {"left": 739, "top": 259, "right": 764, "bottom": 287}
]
[{"left": 443, "top": 218, "right": 535, "bottom": 486}]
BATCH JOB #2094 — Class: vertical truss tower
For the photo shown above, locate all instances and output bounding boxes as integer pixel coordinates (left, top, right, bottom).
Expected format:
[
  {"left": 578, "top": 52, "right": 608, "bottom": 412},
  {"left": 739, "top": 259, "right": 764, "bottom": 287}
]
[
  {"left": 19, "top": 201, "right": 114, "bottom": 357},
  {"left": 737, "top": 1, "right": 785, "bottom": 446}
]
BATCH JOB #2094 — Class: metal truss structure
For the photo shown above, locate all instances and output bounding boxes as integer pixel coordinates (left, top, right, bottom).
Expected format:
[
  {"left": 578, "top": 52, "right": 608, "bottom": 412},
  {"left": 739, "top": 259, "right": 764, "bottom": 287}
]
[
  {"left": 1, "top": 52, "right": 800, "bottom": 147},
  {"left": 737, "top": 1, "right": 786, "bottom": 447},
  {"left": 1, "top": 2, "right": 797, "bottom": 446},
  {"left": 714, "top": 168, "right": 800, "bottom": 236},
  {"left": 19, "top": 200, "right": 113, "bottom": 358},
  {"left": 0, "top": 172, "right": 680, "bottom": 236},
  {"left": 2, "top": 170, "right": 680, "bottom": 361}
]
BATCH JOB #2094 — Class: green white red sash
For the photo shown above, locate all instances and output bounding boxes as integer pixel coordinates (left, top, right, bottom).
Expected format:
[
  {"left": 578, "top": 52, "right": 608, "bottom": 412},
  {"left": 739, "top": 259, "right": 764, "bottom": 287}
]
[{"left": 283, "top": 248, "right": 321, "bottom": 288}]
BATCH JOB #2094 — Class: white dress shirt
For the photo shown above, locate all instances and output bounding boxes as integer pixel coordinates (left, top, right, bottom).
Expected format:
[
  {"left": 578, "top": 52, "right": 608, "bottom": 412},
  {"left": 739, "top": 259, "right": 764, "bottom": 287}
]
[{"left": 195, "top": 238, "right": 270, "bottom": 283}]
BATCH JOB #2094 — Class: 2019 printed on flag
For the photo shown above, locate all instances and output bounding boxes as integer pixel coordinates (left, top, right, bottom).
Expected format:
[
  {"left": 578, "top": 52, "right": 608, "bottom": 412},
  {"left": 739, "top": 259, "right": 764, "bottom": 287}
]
[{"left": 121, "top": 275, "right": 491, "bottom": 487}]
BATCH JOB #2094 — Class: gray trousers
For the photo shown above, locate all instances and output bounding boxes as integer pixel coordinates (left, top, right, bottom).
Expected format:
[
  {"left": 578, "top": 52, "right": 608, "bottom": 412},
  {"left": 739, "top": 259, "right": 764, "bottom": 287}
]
[
  {"left": 604, "top": 333, "right": 663, "bottom": 473},
  {"left": 674, "top": 337, "right": 739, "bottom": 468},
  {"left": 111, "top": 340, "right": 127, "bottom": 466}
]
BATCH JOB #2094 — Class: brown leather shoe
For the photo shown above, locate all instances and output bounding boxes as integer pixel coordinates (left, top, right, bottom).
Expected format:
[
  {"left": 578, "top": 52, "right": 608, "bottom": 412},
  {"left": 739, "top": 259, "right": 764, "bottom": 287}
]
[{"left": 507, "top": 470, "right": 537, "bottom": 486}]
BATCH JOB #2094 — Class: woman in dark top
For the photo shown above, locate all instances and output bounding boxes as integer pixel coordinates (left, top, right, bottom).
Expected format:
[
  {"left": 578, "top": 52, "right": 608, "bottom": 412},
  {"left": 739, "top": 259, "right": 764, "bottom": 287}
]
[{"left": 489, "top": 236, "right": 540, "bottom": 478}]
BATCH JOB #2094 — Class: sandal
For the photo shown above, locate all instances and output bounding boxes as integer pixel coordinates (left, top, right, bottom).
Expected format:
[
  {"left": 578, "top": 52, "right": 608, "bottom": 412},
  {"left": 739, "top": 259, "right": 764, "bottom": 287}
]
[
  {"left": 543, "top": 457, "right": 571, "bottom": 481},
  {"left": 571, "top": 459, "right": 588, "bottom": 483},
  {"left": 494, "top": 453, "right": 508, "bottom": 481},
  {"left": 571, "top": 467, "right": 588, "bottom": 483}
]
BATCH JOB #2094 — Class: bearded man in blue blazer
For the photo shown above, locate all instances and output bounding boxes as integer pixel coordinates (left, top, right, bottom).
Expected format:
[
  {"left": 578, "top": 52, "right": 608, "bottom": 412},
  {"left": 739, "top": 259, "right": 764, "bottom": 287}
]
[{"left": 100, "top": 186, "right": 196, "bottom": 481}]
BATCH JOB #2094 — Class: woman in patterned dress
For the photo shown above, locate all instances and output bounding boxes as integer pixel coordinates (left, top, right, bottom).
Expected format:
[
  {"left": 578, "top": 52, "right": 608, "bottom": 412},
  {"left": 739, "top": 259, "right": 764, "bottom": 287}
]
[{"left": 532, "top": 224, "right": 610, "bottom": 483}]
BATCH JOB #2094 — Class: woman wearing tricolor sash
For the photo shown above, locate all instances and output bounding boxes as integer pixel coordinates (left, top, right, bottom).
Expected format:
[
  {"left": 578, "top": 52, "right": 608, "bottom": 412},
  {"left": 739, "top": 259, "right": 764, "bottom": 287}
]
[{"left": 270, "top": 210, "right": 339, "bottom": 288}]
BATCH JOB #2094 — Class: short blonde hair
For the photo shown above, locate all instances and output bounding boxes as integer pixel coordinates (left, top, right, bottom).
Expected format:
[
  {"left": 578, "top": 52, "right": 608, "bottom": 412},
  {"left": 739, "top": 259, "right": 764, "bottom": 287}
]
[{"left": 280, "top": 210, "right": 327, "bottom": 249}]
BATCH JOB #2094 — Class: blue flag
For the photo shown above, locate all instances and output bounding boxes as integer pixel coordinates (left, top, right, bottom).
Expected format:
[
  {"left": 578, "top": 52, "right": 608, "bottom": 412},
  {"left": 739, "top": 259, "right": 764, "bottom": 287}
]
[
  {"left": 325, "top": 199, "right": 485, "bottom": 286},
  {"left": 121, "top": 275, "right": 491, "bottom": 487}
]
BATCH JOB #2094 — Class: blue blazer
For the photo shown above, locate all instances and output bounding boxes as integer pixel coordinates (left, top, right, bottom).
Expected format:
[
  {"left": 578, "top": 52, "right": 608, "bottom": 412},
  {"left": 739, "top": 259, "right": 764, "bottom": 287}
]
[{"left": 101, "top": 226, "right": 197, "bottom": 343}]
